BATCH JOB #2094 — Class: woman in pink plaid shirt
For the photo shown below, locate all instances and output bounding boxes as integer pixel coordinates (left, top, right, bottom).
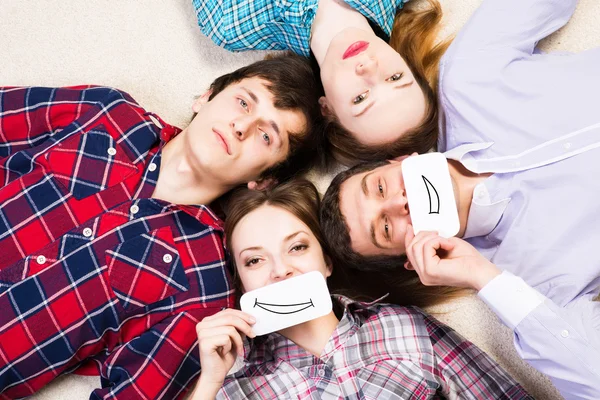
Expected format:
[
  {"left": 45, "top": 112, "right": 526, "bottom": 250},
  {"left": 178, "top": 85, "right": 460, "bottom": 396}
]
[{"left": 190, "top": 179, "right": 531, "bottom": 400}]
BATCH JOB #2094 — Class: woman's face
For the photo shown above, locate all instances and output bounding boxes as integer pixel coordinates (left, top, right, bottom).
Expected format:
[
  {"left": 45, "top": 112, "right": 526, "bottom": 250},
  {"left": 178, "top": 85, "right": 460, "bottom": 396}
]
[
  {"left": 231, "top": 205, "right": 331, "bottom": 292},
  {"left": 319, "top": 28, "right": 426, "bottom": 146}
]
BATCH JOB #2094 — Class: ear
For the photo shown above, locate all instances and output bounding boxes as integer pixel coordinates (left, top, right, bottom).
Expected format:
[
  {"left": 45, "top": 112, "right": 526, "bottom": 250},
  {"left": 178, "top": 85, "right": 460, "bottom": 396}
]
[
  {"left": 192, "top": 89, "right": 213, "bottom": 112},
  {"left": 247, "top": 177, "right": 278, "bottom": 191},
  {"left": 318, "top": 96, "right": 333, "bottom": 117}
]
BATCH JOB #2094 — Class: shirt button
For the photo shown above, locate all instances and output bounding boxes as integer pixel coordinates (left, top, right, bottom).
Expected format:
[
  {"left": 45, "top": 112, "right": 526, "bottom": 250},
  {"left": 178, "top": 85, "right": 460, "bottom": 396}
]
[
  {"left": 163, "top": 254, "right": 173, "bottom": 263},
  {"left": 83, "top": 227, "right": 93, "bottom": 237},
  {"left": 148, "top": 163, "right": 157, "bottom": 172},
  {"left": 560, "top": 329, "right": 569, "bottom": 338},
  {"left": 36, "top": 255, "right": 47, "bottom": 265},
  {"left": 564, "top": 142, "right": 571, "bottom": 150},
  {"left": 516, "top": 287, "right": 524, "bottom": 293},
  {"left": 130, "top": 205, "right": 140, "bottom": 215},
  {"left": 107, "top": 147, "right": 117, "bottom": 156},
  {"left": 318, "top": 369, "right": 325, "bottom": 377},
  {"left": 477, "top": 190, "right": 485, "bottom": 199}
]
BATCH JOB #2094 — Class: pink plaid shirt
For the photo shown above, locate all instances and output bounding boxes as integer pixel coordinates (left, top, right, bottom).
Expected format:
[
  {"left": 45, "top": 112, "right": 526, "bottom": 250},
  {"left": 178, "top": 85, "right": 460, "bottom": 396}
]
[{"left": 218, "top": 296, "right": 532, "bottom": 399}]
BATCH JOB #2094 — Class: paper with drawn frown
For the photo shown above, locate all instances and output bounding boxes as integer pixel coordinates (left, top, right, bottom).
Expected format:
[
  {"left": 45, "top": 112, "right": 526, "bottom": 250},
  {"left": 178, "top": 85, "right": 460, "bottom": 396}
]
[{"left": 239, "top": 271, "right": 332, "bottom": 336}]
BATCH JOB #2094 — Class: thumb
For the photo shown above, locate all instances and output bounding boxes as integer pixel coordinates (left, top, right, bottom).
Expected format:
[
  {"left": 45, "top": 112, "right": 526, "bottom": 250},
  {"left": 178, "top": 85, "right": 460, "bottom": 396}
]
[{"left": 438, "top": 237, "right": 456, "bottom": 253}]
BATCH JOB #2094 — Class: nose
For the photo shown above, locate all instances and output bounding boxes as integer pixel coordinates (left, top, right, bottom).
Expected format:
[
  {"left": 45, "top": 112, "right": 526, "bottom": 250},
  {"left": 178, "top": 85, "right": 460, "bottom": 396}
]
[
  {"left": 230, "top": 115, "right": 254, "bottom": 141},
  {"left": 270, "top": 259, "right": 294, "bottom": 282},
  {"left": 355, "top": 57, "right": 378, "bottom": 76},
  {"left": 382, "top": 190, "right": 409, "bottom": 216}
]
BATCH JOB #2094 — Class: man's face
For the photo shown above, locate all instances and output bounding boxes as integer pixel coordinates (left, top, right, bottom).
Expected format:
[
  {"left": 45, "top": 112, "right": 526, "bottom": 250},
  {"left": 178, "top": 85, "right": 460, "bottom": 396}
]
[
  {"left": 186, "top": 77, "right": 306, "bottom": 186},
  {"left": 319, "top": 28, "right": 426, "bottom": 146},
  {"left": 339, "top": 158, "right": 414, "bottom": 257}
]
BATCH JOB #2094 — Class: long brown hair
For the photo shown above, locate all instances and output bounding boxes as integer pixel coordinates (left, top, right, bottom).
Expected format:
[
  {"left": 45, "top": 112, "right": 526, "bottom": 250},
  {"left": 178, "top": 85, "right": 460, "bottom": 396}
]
[{"left": 326, "top": 0, "right": 451, "bottom": 164}]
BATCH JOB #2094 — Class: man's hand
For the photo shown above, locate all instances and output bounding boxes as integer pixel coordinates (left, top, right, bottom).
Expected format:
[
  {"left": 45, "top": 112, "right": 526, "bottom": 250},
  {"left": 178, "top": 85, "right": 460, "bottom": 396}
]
[
  {"left": 404, "top": 225, "right": 501, "bottom": 291},
  {"left": 192, "top": 309, "right": 256, "bottom": 400}
]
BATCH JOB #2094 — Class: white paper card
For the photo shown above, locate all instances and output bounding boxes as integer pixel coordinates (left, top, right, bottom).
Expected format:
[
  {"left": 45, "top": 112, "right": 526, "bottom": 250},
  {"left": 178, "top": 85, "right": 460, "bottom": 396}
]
[
  {"left": 239, "top": 271, "right": 332, "bottom": 336},
  {"left": 401, "top": 153, "right": 460, "bottom": 238}
]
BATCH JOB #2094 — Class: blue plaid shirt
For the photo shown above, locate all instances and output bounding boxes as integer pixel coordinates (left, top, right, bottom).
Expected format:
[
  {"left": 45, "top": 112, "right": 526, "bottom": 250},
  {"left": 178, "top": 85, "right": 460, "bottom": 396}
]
[{"left": 193, "top": 0, "right": 407, "bottom": 57}]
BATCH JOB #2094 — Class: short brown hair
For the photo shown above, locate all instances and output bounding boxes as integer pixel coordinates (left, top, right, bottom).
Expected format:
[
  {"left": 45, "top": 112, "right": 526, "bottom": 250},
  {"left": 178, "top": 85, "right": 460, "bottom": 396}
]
[
  {"left": 325, "top": 0, "right": 450, "bottom": 164},
  {"left": 207, "top": 53, "right": 326, "bottom": 182},
  {"left": 320, "top": 161, "right": 467, "bottom": 308}
]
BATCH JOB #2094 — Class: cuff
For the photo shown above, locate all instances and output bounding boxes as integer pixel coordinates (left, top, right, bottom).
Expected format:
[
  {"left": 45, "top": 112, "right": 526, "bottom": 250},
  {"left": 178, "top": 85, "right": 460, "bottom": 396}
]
[{"left": 478, "top": 271, "right": 545, "bottom": 330}]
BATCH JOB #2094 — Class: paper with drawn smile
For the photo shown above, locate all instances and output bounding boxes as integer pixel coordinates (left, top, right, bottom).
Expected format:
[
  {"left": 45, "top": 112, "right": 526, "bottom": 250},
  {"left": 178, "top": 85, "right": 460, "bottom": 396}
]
[
  {"left": 402, "top": 152, "right": 460, "bottom": 238},
  {"left": 239, "top": 271, "right": 332, "bottom": 336}
]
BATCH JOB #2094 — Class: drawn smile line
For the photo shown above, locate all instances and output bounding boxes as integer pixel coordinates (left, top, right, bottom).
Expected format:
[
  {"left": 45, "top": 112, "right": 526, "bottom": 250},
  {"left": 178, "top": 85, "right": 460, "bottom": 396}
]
[{"left": 253, "top": 299, "right": 314, "bottom": 315}]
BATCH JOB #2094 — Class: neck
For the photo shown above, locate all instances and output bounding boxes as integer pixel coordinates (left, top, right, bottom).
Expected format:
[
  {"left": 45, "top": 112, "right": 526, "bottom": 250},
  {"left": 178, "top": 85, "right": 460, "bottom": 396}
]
[
  {"left": 152, "top": 130, "right": 232, "bottom": 205},
  {"left": 279, "top": 311, "right": 339, "bottom": 357},
  {"left": 310, "top": 0, "right": 373, "bottom": 65},
  {"left": 447, "top": 160, "right": 491, "bottom": 238}
]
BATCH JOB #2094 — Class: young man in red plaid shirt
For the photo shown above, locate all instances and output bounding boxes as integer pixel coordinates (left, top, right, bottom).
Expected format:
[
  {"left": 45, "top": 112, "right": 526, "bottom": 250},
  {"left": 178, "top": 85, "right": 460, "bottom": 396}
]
[{"left": 0, "top": 54, "right": 323, "bottom": 399}]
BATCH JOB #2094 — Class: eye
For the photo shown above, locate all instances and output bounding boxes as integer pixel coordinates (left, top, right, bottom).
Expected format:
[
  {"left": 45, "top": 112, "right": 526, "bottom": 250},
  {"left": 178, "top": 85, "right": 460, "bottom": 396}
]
[
  {"left": 353, "top": 90, "right": 369, "bottom": 105},
  {"left": 261, "top": 131, "right": 271, "bottom": 145},
  {"left": 387, "top": 73, "right": 403, "bottom": 82},
  {"left": 378, "top": 179, "right": 384, "bottom": 197},
  {"left": 244, "top": 257, "right": 261, "bottom": 267},
  {"left": 383, "top": 218, "right": 390, "bottom": 240},
  {"left": 239, "top": 98, "right": 249, "bottom": 111},
  {"left": 290, "top": 244, "right": 308, "bottom": 253}
]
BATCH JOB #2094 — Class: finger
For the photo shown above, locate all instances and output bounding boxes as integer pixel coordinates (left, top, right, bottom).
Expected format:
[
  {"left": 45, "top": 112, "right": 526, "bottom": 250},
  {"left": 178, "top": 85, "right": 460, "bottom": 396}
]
[
  {"left": 410, "top": 231, "right": 439, "bottom": 271},
  {"left": 202, "top": 308, "right": 256, "bottom": 324},
  {"left": 199, "top": 326, "right": 245, "bottom": 357},
  {"left": 198, "top": 314, "right": 256, "bottom": 339},
  {"left": 404, "top": 224, "right": 415, "bottom": 253},
  {"left": 403, "top": 260, "right": 414, "bottom": 270},
  {"left": 200, "top": 334, "right": 233, "bottom": 357}
]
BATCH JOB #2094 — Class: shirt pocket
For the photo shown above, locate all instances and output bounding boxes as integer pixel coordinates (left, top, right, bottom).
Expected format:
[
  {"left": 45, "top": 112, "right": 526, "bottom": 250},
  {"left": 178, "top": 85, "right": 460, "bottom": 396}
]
[
  {"left": 46, "top": 125, "right": 139, "bottom": 200},
  {"left": 105, "top": 226, "right": 189, "bottom": 310},
  {"left": 356, "top": 360, "right": 434, "bottom": 399}
]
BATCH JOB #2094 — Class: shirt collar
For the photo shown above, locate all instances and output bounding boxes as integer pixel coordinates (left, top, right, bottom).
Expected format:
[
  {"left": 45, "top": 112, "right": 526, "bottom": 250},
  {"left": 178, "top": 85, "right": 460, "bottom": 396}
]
[
  {"left": 145, "top": 112, "right": 182, "bottom": 144},
  {"left": 462, "top": 182, "right": 510, "bottom": 239},
  {"left": 444, "top": 144, "right": 511, "bottom": 239}
]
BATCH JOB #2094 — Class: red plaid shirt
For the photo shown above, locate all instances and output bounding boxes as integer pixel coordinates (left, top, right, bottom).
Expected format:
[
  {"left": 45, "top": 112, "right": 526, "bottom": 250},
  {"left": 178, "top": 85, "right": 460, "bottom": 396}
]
[
  {"left": 0, "top": 86, "right": 234, "bottom": 399},
  {"left": 219, "top": 296, "right": 532, "bottom": 399}
]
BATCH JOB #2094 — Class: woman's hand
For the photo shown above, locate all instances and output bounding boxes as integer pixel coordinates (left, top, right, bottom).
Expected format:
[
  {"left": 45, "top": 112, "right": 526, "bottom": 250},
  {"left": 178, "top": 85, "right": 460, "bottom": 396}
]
[
  {"left": 404, "top": 225, "right": 501, "bottom": 291},
  {"left": 192, "top": 309, "right": 256, "bottom": 399}
]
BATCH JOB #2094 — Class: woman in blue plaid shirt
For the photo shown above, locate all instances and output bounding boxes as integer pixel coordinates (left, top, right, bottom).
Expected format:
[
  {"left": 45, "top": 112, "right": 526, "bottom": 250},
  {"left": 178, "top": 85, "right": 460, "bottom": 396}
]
[
  {"left": 189, "top": 180, "right": 531, "bottom": 399},
  {"left": 194, "top": 0, "right": 447, "bottom": 163}
]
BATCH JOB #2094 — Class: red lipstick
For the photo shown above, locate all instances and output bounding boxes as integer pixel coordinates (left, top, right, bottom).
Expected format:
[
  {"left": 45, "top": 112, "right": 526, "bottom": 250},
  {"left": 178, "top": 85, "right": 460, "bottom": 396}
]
[{"left": 343, "top": 41, "right": 369, "bottom": 60}]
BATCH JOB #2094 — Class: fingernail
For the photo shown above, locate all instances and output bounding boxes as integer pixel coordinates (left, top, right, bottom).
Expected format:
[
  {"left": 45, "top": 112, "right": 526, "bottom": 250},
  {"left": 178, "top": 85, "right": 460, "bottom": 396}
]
[{"left": 248, "top": 317, "right": 256, "bottom": 324}]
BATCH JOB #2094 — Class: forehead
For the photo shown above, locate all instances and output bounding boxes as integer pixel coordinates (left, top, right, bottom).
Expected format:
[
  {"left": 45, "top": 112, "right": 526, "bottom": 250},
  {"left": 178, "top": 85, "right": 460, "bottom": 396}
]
[{"left": 231, "top": 205, "right": 311, "bottom": 252}]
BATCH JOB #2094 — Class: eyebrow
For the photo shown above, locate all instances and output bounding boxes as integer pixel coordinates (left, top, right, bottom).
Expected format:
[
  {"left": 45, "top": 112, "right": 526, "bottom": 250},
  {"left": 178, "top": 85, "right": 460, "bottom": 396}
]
[
  {"left": 284, "top": 231, "right": 306, "bottom": 242},
  {"left": 238, "top": 246, "right": 263, "bottom": 258},
  {"left": 360, "top": 172, "right": 385, "bottom": 249},
  {"left": 361, "top": 172, "right": 373, "bottom": 197},
  {"left": 370, "top": 223, "right": 384, "bottom": 249},
  {"left": 242, "top": 87, "right": 259, "bottom": 104},
  {"left": 354, "top": 82, "right": 414, "bottom": 118}
]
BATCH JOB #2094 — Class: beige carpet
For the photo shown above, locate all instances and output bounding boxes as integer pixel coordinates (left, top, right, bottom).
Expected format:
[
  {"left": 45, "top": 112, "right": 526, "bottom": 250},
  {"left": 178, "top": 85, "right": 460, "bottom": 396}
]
[{"left": 1, "top": 1, "right": 598, "bottom": 399}]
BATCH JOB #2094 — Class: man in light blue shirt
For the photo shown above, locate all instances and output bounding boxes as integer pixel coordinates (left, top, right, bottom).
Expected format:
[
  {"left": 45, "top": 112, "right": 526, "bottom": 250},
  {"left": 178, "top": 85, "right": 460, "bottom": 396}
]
[{"left": 320, "top": 0, "right": 600, "bottom": 398}]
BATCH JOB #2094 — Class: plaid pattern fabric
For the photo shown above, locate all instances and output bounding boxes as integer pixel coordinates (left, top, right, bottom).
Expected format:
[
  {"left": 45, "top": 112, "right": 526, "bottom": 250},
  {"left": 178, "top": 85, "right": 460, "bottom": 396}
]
[
  {"left": 193, "top": 0, "right": 407, "bottom": 57},
  {"left": 0, "top": 86, "right": 234, "bottom": 399},
  {"left": 218, "top": 296, "right": 532, "bottom": 399}
]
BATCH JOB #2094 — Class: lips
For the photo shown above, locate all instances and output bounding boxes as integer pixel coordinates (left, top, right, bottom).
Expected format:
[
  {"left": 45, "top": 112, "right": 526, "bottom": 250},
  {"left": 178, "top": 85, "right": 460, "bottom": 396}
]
[
  {"left": 213, "top": 129, "right": 231, "bottom": 155},
  {"left": 343, "top": 41, "right": 369, "bottom": 60}
]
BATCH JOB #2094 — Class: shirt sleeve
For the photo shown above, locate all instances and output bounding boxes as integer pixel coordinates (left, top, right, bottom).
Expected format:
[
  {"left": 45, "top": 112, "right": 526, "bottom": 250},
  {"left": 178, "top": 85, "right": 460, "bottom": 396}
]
[
  {"left": 445, "top": 0, "right": 578, "bottom": 57},
  {"left": 90, "top": 311, "right": 215, "bottom": 400},
  {"left": 192, "top": 0, "right": 319, "bottom": 57},
  {"left": 423, "top": 311, "right": 533, "bottom": 399},
  {"left": 479, "top": 271, "right": 600, "bottom": 400}
]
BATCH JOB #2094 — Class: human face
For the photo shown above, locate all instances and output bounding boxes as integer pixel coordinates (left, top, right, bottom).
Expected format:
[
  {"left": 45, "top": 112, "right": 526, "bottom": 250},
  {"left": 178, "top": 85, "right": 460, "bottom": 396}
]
[
  {"left": 319, "top": 28, "right": 426, "bottom": 146},
  {"left": 231, "top": 205, "right": 331, "bottom": 293},
  {"left": 339, "top": 158, "right": 414, "bottom": 257},
  {"left": 186, "top": 78, "right": 306, "bottom": 186}
]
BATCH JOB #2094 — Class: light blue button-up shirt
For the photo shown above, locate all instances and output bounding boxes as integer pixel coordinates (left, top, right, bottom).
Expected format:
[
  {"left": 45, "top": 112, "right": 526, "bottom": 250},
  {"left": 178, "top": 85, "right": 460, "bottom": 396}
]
[
  {"left": 438, "top": 0, "right": 600, "bottom": 398},
  {"left": 193, "top": 0, "right": 406, "bottom": 57}
]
